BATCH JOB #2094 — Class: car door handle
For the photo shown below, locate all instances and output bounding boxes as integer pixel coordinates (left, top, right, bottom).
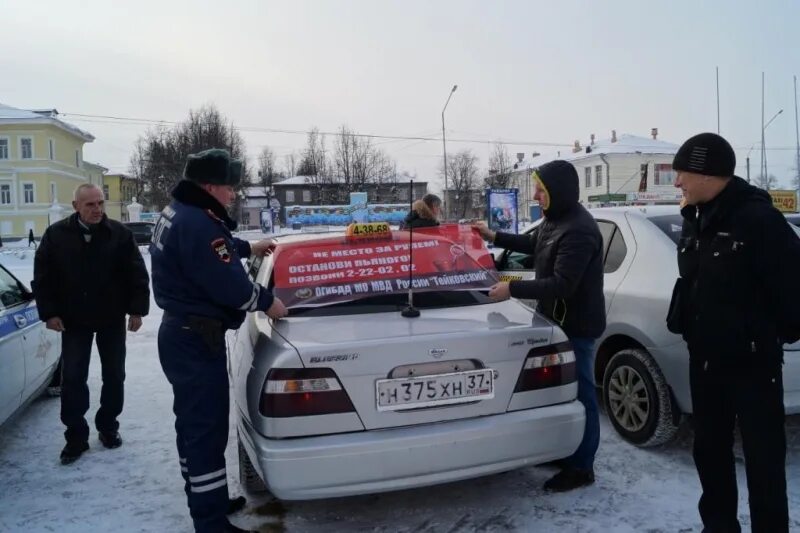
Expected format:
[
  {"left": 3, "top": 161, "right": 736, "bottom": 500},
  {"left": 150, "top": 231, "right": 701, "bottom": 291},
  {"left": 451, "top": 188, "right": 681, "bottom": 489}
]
[{"left": 14, "top": 315, "right": 27, "bottom": 328}]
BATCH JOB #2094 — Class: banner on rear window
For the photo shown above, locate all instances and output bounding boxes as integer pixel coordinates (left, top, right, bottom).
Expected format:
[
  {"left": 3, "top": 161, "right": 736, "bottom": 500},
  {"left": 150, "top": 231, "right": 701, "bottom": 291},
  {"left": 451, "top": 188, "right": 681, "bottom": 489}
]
[{"left": 271, "top": 224, "right": 499, "bottom": 308}]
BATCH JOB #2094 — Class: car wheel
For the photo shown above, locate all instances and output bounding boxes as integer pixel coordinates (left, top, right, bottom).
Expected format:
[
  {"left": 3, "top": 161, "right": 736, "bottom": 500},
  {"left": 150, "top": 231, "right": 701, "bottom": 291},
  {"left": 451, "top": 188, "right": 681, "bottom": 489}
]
[
  {"left": 602, "top": 348, "right": 679, "bottom": 447},
  {"left": 238, "top": 433, "right": 268, "bottom": 494}
]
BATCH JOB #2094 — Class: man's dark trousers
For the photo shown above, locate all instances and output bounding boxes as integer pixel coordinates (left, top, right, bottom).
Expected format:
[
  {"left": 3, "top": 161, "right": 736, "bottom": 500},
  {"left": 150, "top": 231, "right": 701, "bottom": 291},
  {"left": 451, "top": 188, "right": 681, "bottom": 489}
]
[
  {"left": 690, "top": 354, "right": 788, "bottom": 533},
  {"left": 60, "top": 318, "right": 126, "bottom": 445}
]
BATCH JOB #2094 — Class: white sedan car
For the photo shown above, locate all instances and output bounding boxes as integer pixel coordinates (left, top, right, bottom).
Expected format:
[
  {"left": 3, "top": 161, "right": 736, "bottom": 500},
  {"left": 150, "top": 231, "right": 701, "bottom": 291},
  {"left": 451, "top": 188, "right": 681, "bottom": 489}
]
[
  {"left": 230, "top": 224, "right": 585, "bottom": 500},
  {"left": 0, "top": 262, "right": 61, "bottom": 428}
]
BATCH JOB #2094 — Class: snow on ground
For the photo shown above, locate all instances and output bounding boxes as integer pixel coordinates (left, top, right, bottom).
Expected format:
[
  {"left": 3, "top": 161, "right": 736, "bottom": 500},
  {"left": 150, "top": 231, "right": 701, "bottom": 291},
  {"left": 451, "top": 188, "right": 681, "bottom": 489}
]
[{"left": 1, "top": 242, "right": 799, "bottom": 532}]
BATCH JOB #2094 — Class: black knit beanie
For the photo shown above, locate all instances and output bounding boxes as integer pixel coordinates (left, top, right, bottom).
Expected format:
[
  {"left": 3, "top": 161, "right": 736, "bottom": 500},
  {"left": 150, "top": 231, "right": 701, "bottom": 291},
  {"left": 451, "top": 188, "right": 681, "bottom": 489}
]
[{"left": 672, "top": 133, "right": 736, "bottom": 177}]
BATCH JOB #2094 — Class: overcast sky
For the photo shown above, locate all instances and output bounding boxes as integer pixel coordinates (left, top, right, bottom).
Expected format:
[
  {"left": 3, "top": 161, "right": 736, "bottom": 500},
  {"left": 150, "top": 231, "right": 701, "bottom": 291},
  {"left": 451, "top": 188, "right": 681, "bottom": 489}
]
[{"left": 3, "top": 0, "right": 799, "bottom": 190}]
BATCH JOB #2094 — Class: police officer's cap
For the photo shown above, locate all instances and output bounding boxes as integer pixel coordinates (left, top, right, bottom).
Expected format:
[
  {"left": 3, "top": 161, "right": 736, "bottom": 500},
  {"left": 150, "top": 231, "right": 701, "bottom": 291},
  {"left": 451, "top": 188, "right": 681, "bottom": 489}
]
[{"left": 184, "top": 148, "right": 242, "bottom": 186}]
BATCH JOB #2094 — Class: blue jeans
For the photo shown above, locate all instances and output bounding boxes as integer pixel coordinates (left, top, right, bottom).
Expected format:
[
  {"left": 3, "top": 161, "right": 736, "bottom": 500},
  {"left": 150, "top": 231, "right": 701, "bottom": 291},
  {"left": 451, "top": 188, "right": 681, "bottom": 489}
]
[{"left": 564, "top": 337, "right": 599, "bottom": 471}]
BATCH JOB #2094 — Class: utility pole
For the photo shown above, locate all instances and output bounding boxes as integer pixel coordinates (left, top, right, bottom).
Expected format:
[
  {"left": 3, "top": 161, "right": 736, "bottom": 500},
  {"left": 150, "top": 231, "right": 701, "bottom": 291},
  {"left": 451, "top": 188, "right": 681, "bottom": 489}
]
[
  {"left": 441, "top": 85, "right": 457, "bottom": 221},
  {"left": 795, "top": 74, "right": 800, "bottom": 202},
  {"left": 716, "top": 66, "right": 720, "bottom": 134},
  {"left": 761, "top": 72, "right": 766, "bottom": 185}
]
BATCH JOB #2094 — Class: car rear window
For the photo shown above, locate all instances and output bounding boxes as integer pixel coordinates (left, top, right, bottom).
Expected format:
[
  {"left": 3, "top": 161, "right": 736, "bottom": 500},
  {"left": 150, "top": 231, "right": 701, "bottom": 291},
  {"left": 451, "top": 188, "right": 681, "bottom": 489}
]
[
  {"left": 648, "top": 215, "right": 683, "bottom": 245},
  {"left": 269, "top": 224, "right": 499, "bottom": 316}
]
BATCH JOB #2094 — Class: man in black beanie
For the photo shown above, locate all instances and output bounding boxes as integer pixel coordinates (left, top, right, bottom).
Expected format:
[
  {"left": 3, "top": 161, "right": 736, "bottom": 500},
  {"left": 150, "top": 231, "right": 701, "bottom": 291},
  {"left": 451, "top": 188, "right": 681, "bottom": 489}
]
[{"left": 669, "top": 132, "right": 798, "bottom": 532}]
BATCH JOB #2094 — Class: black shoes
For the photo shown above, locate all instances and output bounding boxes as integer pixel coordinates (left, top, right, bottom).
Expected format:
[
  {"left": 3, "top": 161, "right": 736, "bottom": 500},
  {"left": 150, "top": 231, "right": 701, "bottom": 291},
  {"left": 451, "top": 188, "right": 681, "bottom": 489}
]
[
  {"left": 543, "top": 467, "right": 595, "bottom": 492},
  {"left": 227, "top": 496, "right": 247, "bottom": 515},
  {"left": 99, "top": 431, "right": 123, "bottom": 449},
  {"left": 60, "top": 442, "right": 89, "bottom": 465}
]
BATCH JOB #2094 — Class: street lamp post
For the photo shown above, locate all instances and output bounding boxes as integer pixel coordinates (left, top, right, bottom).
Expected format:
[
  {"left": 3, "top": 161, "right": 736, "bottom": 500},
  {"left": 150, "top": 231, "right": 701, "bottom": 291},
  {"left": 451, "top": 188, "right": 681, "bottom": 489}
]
[
  {"left": 746, "top": 108, "right": 783, "bottom": 184},
  {"left": 441, "top": 85, "right": 457, "bottom": 221}
]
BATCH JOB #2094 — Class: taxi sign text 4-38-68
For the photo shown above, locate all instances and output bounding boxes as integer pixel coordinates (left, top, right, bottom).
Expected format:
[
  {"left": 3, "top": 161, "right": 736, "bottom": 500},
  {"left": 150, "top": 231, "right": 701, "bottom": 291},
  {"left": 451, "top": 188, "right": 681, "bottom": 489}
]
[{"left": 375, "top": 369, "right": 494, "bottom": 411}]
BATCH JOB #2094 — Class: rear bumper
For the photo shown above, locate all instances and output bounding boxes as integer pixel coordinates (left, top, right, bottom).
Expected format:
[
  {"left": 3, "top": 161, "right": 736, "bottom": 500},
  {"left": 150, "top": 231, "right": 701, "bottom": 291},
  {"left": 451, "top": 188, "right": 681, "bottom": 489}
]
[{"left": 238, "top": 401, "right": 585, "bottom": 500}]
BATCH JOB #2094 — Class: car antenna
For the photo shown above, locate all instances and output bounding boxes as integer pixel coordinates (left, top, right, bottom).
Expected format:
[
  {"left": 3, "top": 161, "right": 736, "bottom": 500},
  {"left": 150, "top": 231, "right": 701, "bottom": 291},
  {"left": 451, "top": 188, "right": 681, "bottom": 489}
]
[{"left": 401, "top": 180, "right": 420, "bottom": 318}]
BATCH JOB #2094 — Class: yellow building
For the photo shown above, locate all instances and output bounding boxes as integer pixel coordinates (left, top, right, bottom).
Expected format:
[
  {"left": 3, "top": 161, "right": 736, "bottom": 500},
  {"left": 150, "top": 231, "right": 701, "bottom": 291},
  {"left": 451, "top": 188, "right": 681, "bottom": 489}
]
[
  {"left": 103, "top": 173, "right": 141, "bottom": 222},
  {"left": 0, "top": 103, "right": 102, "bottom": 238}
]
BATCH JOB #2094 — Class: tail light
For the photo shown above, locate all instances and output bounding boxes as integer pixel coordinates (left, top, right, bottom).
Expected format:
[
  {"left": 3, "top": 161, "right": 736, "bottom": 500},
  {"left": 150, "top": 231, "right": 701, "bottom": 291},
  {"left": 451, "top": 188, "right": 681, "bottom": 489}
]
[
  {"left": 514, "top": 341, "right": 577, "bottom": 392},
  {"left": 259, "top": 368, "right": 356, "bottom": 417}
]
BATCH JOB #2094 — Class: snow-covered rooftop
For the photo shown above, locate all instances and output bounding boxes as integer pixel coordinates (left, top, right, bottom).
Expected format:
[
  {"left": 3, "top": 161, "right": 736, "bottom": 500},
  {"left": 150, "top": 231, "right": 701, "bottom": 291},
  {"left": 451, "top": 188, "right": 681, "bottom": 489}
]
[
  {"left": 510, "top": 133, "right": 679, "bottom": 171},
  {"left": 0, "top": 103, "right": 95, "bottom": 142}
]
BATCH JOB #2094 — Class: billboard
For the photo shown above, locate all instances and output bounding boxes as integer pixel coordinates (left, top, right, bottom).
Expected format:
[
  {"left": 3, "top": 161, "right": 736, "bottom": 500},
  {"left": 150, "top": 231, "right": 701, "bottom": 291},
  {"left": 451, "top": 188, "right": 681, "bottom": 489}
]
[
  {"left": 769, "top": 190, "right": 798, "bottom": 213},
  {"left": 486, "top": 188, "right": 519, "bottom": 234}
]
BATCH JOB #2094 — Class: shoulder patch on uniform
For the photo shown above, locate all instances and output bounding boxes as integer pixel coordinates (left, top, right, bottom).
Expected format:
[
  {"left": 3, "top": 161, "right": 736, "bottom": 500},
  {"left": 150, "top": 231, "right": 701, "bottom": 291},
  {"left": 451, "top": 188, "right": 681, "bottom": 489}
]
[{"left": 211, "top": 238, "right": 231, "bottom": 263}]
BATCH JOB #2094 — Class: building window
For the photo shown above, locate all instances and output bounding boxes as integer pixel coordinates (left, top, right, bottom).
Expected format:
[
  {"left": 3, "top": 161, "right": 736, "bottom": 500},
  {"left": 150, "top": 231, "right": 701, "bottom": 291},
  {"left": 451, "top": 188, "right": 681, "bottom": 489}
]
[
  {"left": 50, "top": 183, "right": 57, "bottom": 203},
  {"left": 242, "top": 211, "right": 250, "bottom": 226},
  {"left": 75, "top": 150, "right": 81, "bottom": 168},
  {"left": 0, "top": 184, "right": 11, "bottom": 204},
  {"left": 103, "top": 185, "right": 109, "bottom": 200},
  {"left": 584, "top": 167, "right": 592, "bottom": 188},
  {"left": 21, "top": 138, "right": 33, "bottom": 159},
  {"left": 0, "top": 138, "right": 8, "bottom": 159},
  {"left": 23, "top": 183, "right": 34, "bottom": 204},
  {"left": 49, "top": 139, "right": 55, "bottom": 160},
  {"left": 595, "top": 165, "right": 603, "bottom": 187},
  {"left": 302, "top": 190, "right": 311, "bottom": 202},
  {"left": 654, "top": 164, "right": 676, "bottom": 186},
  {"left": 286, "top": 190, "right": 295, "bottom": 202}
]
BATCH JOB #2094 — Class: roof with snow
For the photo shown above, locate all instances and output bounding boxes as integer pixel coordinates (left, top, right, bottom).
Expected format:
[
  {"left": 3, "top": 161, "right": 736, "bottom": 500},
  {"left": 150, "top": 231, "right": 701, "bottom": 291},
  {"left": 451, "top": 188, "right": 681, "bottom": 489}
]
[
  {"left": 510, "top": 134, "right": 678, "bottom": 171},
  {"left": 0, "top": 103, "right": 95, "bottom": 142}
]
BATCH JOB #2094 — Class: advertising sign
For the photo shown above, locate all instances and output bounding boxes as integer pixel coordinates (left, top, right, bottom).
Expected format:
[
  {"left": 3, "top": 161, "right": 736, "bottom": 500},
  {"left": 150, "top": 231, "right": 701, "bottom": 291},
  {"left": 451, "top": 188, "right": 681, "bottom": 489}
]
[
  {"left": 260, "top": 208, "right": 273, "bottom": 233},
  {"left": 486, "top": 188, "right": 519, "bottom": 234},
  {"left": 271, "top": 224, "right": 497, "bottom": 308},
  {"left": 769, "top": 190, "right": 798, "bottom": 213}
]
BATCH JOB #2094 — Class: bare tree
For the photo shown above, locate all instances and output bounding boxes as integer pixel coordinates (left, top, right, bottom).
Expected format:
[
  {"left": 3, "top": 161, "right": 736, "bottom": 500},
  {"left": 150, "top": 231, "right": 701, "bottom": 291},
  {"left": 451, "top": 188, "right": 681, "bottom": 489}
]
[
  {"left": 755, "top": 173, "right": 779, "bottom": 191},
  {"left": 444, "top": 150, "right": 480, "bottom": 219},
  {"left": 486, "top": 142, "right": 513, "bottom": 188},
  {"left": 333, "top": 125, "right": 396, "bottom": 193},
  {"left": 129, "top": 104, "right": 248, "bottom": 212},
  {"left": 283, "top": 151, "right": 298, "bottom": 178},
  {"left": 257, "top": 146, "right": 281, "bottom": 195}
]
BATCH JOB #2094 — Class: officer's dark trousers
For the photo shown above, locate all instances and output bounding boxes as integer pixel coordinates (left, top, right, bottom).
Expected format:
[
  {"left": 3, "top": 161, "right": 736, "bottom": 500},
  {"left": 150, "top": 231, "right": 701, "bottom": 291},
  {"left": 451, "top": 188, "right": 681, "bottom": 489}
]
[
  {"left": 690, "top": 355, "right": 788, "bottom": 533},
  {"left": 60, "top": 319, "right": 126, "bottom": 445},
  {"left": 158, "top": 316, "right": 230, "bottom": 533}
]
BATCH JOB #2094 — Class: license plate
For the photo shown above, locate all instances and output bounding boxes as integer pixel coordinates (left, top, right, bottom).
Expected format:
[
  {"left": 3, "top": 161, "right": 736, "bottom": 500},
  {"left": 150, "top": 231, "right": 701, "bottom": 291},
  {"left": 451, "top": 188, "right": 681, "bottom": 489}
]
[{"left": 376, "top": 369, "right": 494, "bottom": 411}]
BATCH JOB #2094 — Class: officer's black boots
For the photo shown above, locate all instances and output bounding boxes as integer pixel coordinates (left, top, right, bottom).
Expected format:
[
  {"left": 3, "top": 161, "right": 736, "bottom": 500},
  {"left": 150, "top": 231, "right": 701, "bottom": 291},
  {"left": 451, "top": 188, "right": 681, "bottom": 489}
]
[
  {"left": 227, "top": 496, "right": 247, "bottom": 515},
  {"left": 60, "top": 442, "right": 89, "bottom": 465},
  {"left": 98, "top": 431, "right": 122, "bottom": 449},
  {"left": 543, "top": 467, "right": 595, "bottom": 492}
]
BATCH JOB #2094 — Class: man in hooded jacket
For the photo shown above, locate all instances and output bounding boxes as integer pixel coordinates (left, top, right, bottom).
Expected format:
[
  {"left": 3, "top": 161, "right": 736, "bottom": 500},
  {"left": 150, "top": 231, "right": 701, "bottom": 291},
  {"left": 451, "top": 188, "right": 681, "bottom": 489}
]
[
  {"left": 668, "top": 132, "right": 795, "bottom": 532},
  {"left": 474, "top": 159, "right": 605, "bottom": 492}
]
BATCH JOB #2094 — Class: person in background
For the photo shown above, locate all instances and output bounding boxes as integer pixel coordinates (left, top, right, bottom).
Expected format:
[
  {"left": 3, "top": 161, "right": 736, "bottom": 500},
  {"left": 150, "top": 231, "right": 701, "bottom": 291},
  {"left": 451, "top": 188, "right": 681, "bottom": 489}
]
[
  {"left": 473, "top": 160, "right": 606, "bottom": 492},
  {"left": 33, "top": 183, "right": 150, "bottom": 465},
  {"left": 400, "top": 193, "right": 442, "bottom": 229}
]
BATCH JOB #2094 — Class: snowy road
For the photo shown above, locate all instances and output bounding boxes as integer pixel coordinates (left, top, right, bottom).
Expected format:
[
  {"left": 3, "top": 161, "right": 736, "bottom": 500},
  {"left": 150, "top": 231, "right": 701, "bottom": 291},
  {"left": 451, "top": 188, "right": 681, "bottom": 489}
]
[{"left": 1, "top": 250, "right": 799, "bottom": 532}]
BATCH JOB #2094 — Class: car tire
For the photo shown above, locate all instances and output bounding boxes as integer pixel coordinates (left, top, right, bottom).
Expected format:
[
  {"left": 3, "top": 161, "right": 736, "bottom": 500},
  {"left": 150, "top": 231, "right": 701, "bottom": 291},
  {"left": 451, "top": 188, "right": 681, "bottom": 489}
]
[
  {"left": 602, "top": 348, "right": 679, "bottom": 447},
  {"left": 238, "top": 434, "right": 268, "bottom": 494}
]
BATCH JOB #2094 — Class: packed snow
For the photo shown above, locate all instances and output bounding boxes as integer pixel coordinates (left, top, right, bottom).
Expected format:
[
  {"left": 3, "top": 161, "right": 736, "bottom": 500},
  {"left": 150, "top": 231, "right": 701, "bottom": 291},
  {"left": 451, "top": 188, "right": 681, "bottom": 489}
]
[{"left": 0, "top": 237, "right": 798, "bottom": 533}]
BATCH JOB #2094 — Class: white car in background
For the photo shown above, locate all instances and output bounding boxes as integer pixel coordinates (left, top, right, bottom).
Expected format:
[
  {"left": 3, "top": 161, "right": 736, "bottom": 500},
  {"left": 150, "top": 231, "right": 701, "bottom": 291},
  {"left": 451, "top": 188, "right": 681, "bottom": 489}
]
[
  {"left": 231, "top": 224, "right": 585, "bottom": 500},
  {"left": 0, "top": 262, "right": 61, "bottom": 428}
]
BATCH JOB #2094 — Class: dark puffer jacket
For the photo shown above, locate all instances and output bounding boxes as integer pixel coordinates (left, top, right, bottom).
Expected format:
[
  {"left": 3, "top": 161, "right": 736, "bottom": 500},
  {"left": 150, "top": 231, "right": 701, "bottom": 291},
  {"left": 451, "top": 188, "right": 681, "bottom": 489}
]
[
  {"left": 33, "top": 213, "right": 150, "bottom": 329},
  {"left": 670, "top": 176, "right": 800, "bottom": 363},
  {"left": 494, "top": 160, "right": 606, "bottom": 338}
]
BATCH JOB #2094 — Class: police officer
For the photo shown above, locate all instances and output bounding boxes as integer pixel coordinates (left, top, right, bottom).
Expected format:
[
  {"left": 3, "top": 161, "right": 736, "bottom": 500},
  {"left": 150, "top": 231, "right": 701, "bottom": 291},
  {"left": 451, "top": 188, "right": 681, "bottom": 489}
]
[
  {"left": 669, "top": 133, "right": 797, "bottom": 532},
  {"left": 151, "top": 149, "right": 287, "bottom": 533}
]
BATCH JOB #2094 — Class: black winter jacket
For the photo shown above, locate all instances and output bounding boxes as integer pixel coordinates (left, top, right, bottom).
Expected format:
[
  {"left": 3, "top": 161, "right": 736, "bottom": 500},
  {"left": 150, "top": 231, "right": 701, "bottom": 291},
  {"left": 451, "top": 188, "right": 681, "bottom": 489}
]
[
  {"left": 33, "top": 213, "right": 150, "bottom": 329},
  {"left": 494, "top": 160, "right": 606, "bottom": 338},
  {"left": 670, "top": 176, "right": 800, "bottom": 364}
]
